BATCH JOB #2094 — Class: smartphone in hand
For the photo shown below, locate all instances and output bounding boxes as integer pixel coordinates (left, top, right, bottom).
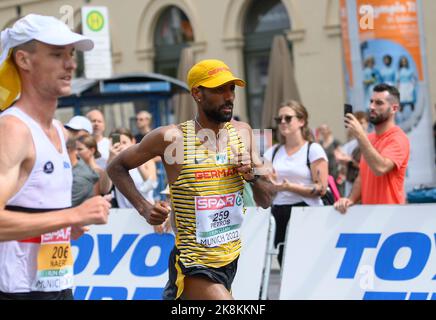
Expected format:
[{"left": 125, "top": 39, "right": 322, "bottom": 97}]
[
  {"left": 344, "top": 104, "right": 353, "bottom": 116},
  {"left": 111, "top": 133, "right": 121, "bottom": 144}
]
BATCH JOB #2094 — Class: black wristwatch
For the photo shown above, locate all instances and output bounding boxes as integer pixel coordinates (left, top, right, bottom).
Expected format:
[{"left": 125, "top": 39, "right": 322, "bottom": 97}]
[{"left": 245, "top": 175, "right": 260, "bottom": 184}]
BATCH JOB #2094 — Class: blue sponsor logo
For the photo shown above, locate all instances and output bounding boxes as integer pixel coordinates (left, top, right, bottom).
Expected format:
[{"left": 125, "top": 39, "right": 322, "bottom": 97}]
[
  {"left": 72, "top": 233, "right": 175, "bottom": 300},
  {"left": 64, "top": 161, "right": 71, "bottom": 169},
  {"left": 336, "top": 232, "right": 436, "bottom": 300}
]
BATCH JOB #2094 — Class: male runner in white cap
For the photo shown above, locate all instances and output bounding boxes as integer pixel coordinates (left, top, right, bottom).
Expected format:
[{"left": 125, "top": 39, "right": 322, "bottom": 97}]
[{"left": 0, "top": 14, "right": 111, "bottom": 300}]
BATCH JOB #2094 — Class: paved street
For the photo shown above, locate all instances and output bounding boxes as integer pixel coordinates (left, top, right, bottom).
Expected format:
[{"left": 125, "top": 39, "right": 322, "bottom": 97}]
[{"left": 267, "top": 269, "right": 281, "bottom": 300}]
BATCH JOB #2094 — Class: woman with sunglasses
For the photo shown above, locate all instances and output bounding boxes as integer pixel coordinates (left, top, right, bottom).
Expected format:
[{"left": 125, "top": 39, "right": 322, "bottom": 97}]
[{"left": 264, "top": 100, "right": 329, "bottom": 267}]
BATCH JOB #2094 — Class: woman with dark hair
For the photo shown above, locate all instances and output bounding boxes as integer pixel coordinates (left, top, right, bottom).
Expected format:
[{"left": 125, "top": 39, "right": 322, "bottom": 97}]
[
  {"left": 380, "top": 54, "right": 395, "bottom": 86},
  {"left": 316, "top": 123, "right": 343, "bottom": 193},
  {"left": 76, "top": 134, "right": 112, "bottom": 196},
  {"left": 264, "top": 100, "right": 328, "bottom": 267}
]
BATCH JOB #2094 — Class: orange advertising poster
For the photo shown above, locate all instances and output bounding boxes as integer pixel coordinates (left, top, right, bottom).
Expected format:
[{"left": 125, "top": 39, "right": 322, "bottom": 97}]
[
  {"left": 357, "top": 0, "right": 422, "bottom": 80},
  {"left": 352, "top": 0, "right": 424, "bottom": 134},
  {"left": 340, "top": 0, "right": 436, "bottom": 189}
]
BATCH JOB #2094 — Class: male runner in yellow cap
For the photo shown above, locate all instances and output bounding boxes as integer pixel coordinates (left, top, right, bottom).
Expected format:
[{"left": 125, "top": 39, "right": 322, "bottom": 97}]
[{"left": 108, "top": 59, "right": 275, "bottom": 300}]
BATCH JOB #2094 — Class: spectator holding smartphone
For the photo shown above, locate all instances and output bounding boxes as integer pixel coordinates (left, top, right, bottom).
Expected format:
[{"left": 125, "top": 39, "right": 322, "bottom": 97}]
[
  {"left": 334, "top": 84, "right": 410, "bottom": 214},
  {"left": 336, "top": 111, "right": 369, "bottom": 196}
]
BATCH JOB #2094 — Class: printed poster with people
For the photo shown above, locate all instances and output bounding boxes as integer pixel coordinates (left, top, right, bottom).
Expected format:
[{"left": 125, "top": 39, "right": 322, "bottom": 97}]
[{"left": 340, "top": 0, "right": 435, "bottom": 190}]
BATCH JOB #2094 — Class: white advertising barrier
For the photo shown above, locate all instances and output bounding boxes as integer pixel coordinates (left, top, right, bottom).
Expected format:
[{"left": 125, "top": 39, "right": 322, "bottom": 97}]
[
  {"left": 72, "top": 207, "right": 269, "bottom": 300},
  {"left": 233, "top": 207, "right": 270, "bottom": 300},
  {"left": 280, "top": 204, "right": 436, "bottom": 300}
]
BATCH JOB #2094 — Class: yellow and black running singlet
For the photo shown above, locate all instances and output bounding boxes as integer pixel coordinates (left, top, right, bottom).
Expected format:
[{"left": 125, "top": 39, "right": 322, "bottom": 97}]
[{"left": 170, "top": 120, "right": 246, "bottom": 268}]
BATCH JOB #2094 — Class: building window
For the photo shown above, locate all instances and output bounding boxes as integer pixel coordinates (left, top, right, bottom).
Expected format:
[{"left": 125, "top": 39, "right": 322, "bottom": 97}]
[
  {"left": 243, "top": 0, "right": 291, "bottom": 128},
  {"left": 154, "top": 6, "right": 194, "bottom": 78}
]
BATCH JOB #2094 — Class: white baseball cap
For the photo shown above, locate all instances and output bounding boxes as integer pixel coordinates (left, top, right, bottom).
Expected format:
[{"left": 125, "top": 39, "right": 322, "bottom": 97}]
[
  {"left": 64, "top": 116, "right": 93, "bottom": 134},
  {"left": 0, "top": 14, "right": 94, "bottom": 110},
  {"left": 1, "top": 14, "right": 93, "bottom": 59}
]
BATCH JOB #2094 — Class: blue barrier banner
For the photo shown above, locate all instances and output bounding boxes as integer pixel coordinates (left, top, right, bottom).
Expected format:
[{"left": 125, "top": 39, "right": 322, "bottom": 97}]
[
  {"left": 72, "top": 210, "right": 174, "bottom": 300},
  {"left": 72, "top": 208, "right": 269, "bottom": 300},
  {"left": 280, "top": 204, "right": 436, "bottom": 300}
]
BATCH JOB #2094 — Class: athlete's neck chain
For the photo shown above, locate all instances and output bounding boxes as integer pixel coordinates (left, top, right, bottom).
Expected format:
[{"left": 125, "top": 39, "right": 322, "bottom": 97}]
[
  {"left": 194, "top": 115, "right": 204, "bottom": 130},
  {"left": 194, "top": 115, "right": 226, "bottom": 139}
]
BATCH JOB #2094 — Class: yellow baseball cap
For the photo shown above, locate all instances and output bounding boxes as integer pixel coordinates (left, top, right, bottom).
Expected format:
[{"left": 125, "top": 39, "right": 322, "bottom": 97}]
[
  {"left": 187, "top": 59, "right": 245, "bottom": 90},
  {"left": 0, "top": 50, "right": 20, "bottom": 111}
]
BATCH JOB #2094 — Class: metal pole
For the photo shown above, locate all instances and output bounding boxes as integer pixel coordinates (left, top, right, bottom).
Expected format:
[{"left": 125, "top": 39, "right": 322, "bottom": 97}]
[{"left": 260, "top": 215, "right": 277, "bottom": 300}]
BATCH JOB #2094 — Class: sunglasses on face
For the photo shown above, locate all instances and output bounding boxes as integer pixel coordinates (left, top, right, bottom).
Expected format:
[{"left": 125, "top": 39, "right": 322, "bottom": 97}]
[{"left": 274, "top": 115, "right": 295, "bottom": 124}]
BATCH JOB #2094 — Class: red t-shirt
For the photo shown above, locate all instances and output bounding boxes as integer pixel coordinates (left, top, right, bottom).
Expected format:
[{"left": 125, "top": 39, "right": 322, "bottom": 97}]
[{"left": 360, "top": 126, "right": 410, "bottom": 204}]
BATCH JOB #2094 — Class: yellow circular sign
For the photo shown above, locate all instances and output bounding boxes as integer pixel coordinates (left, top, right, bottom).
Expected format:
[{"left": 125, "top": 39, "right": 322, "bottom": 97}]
[{"left": 86, "top": 11, "right": 104, "bottom": 32}]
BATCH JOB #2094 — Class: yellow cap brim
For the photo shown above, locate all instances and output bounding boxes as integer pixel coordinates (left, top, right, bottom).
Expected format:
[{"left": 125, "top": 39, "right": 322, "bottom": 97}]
[
  {"left": 0, "top": 51, "right": 21, "bottom": 111},
  {"left": 198, "top": 73, "right": 246, "bottom": 89}
]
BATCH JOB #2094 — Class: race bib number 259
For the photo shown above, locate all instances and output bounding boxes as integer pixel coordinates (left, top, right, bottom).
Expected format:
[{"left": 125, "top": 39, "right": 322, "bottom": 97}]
[{"left": 195, "top": 192, "right": 244, "bottom": 247}]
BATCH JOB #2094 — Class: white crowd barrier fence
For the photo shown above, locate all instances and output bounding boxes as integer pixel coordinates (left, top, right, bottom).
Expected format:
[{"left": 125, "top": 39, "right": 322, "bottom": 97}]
[{"left": 279, "top": 204, "right": 436, "bottom": 300}]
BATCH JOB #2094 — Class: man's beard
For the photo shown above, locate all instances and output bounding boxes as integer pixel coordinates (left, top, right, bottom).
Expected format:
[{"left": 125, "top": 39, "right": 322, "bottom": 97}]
[
  {"left": 369, "top": 107, "right": 391, "bottom": 125},
  {"left": 204, "top": 103, "right": 234, "bottom": 123}
]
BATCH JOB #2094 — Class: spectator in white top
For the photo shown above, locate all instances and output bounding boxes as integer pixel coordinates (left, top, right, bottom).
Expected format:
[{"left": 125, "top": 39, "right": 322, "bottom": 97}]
[
  {"left": 264, "top": 100, "right": 328, "bottom": 267},
  {"left": 86, "top": 109, "right": 110, "bottom": 169}
]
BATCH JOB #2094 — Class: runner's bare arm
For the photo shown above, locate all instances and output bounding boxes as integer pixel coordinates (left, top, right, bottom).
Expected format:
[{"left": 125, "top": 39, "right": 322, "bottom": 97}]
[
  {"left": 107, "top": 125, "right": 179, "bottom": 224},
  {"left": 0, "top": 117, "right": 110, "bottom": 241},
  {"left": 249, "top": 150, "right": 276, "bottom": 209},
  {"left": 232, "top": 120, "right": 275, "bottom": 208}
]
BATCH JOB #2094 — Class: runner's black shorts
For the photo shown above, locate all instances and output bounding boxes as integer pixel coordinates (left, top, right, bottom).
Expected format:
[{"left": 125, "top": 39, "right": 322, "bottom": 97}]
[
  {"left": 0, "top": 288, "right": 73, "bottom": 300},
  {"left": 162, "top": 246, "right": 239, "bottom": 300}
]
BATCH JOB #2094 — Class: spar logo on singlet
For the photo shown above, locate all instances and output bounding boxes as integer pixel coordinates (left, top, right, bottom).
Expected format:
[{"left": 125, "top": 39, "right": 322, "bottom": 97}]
[
  {"left": 41, "top": 228, "right": 70, "bottom": 243},
  {"left": 196, "top": 194, "right": 237, "bottom": 211}
]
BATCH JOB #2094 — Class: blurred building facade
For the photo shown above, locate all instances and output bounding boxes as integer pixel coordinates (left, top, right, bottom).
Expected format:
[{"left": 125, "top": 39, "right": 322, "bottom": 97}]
[{"left": 1, "top": 0, "right": 436, "bottom": 141}]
